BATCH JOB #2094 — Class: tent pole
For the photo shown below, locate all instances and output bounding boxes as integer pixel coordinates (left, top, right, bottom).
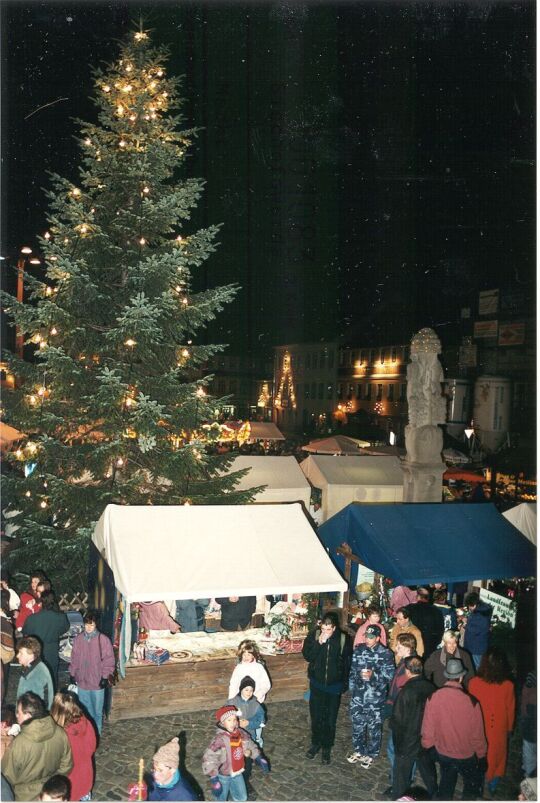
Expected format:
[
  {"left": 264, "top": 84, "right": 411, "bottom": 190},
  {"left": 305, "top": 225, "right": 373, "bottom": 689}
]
[{"left": 336, "top": 543, "right": 362, "bottom": 629}]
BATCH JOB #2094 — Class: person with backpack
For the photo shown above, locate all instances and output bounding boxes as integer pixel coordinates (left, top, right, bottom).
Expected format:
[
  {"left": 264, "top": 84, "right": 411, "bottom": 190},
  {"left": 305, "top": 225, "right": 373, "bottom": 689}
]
[{"left": 302, "top": 610, "right": 352, "bottom": 765}]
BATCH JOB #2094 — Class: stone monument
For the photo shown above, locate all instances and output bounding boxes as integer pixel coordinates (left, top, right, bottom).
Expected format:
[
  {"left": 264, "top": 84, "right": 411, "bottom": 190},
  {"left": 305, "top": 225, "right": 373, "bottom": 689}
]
[{"left": 402, "top": 327, "right": 446, "bottom": 502}]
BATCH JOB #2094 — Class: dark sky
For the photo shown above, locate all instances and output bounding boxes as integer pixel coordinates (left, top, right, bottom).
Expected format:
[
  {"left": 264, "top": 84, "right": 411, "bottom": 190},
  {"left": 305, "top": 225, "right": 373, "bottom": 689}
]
[{"left": 1, "top": 1, "right": 535, "bottom": 356}]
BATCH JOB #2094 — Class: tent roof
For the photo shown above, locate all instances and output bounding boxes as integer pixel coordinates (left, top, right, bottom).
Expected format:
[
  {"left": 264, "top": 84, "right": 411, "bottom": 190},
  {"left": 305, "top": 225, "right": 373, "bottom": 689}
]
[
  {"left": 93, "top": 503, "right": 346, "bottom": 602},
  {"left": 226, "top": 456, "right": 311, "bottom": 493},
  {"left": 300, "top": 454, "right": 403, "bottom": 488},
  {"left": 303, "top": 435, "right": 370, "bottom": 454},
  {"left": 503, "top": 503, "right": 537, "bottom": 545},
  {"left": 246, "top": 421, "right": 285, "bottom": 440},
  {"left": 318, "top": 503, "right": 536, "bottom": 585},
  {"left": 0, "top": 422, "right": 26, "bottom": 450}
]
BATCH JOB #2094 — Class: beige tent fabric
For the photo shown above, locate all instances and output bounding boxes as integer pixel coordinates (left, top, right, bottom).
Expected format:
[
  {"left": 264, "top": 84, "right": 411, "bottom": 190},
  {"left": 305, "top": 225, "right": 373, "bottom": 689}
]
[
  {"left": 92, "top": 503, "right": 346, "bottom": 603},
  {"left": 0, "top": 422, "right": 25, "bottom": 451},
  {"left": 300, "top": 455, "right": 404, "bottom": 522},
  {"left": 503, "top": 503, "right": 537, "bottom": 545},
  {"left": 225, "top": 456, "right": 311, "bottom": 505},
  {"left": 245, "top": 421, "right": 285, "bottom": 441}
]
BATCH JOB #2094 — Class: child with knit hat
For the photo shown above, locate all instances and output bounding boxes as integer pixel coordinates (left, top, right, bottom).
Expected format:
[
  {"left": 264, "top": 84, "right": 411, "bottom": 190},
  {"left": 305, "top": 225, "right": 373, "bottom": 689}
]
[
  {"left": 148, "top": 736, "right": 197, "bottom": 801},
  {"left": 202, "top": 705, "right": 270, "bottom": 801}
]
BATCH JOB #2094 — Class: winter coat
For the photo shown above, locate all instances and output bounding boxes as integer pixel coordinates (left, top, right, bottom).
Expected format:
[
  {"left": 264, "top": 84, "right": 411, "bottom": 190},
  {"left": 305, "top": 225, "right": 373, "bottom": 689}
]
[
  {"left": 388, "top": 622, "right": 425, "bottom": 657},
  {"left": 406, "top": 602, "right": 444, "bottom": 658},
  {"left": 70, "top": 631, "right": 115, "bottom": 690},
  {"left": 390, "top": 676, "right": 435, "bottom": 757},
  {"left": 383, "top": 659, "right": 410, "bottom": 718},
  {"left": 227, "top": 693, "right": 266, "bottom": 742},
  {"left": 302, "top": 626, "right": 352, "bottom": 693},
  {"left": 202, "top": 726, "right": 261, "bottom": 778},
  {"left": 1, "top": 611, "right": 14, "bottom": 665},
  {"left": 424, "top": 646, "right": 475, "bottom": 689},
  {"left": 23, "top": 608, "right": 70, "bottom": 678},
  {"left": 17, "top": 659, "right": 54, "bottom": 710},
  {"left": 520, "top": 674, "right": 537, "bottom": 743},
  {"left": 469, "top": 676, "right": 515, "bottom": 781},
  {"left": 1, "top": 714, "right": 73, "bottom": 801},
  {"left": 215, "top": 597, "right": 256, "bottom": 631},
  {"left": 228, "top": 662, "right": 271, "bottom": 704},
  {"left": 349, "top": 642, "right": 395, "bottom": 709},
  {"left": 148, "top": 771, "right": 197, "bottom": 801},
  {"left": 421, "top": 681, "right": 487, "bottom": 760},
  {"left": 64, "top": 715, "right": 97, "bottom": 800},
  {"left": 463, "top": 602, "right": 492, "bottom": 656}
]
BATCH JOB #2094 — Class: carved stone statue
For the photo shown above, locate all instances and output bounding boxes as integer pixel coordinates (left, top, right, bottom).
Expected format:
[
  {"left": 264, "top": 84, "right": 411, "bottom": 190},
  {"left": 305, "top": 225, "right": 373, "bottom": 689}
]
[{"left": 402, "top": 328, "right": 446, "bottom": 503}]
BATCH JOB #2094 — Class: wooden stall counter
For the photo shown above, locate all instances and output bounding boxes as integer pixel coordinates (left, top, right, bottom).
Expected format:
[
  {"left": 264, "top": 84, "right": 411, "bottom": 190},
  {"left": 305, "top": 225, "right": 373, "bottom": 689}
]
[{"left": 110, "top": 630, "right": 308, "bottom": 721}]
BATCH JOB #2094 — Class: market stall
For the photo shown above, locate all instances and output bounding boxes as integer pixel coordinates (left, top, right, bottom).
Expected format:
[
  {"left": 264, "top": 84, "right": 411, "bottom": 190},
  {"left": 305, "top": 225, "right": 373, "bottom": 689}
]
[
  {"left": 300, "top": 454, "right": 403, "bottom": 522},
  {"left": 89, "top": 503, "right": 346, "bottom": 721},
  {"left": 318, "top": 502, "right": 536, "bottom": 590},
  {"left": 503, "top": 503, "right": 537, "bottom": 546},
  {"left": 223, "top": 456, "right": 311, "bottom": 506}
]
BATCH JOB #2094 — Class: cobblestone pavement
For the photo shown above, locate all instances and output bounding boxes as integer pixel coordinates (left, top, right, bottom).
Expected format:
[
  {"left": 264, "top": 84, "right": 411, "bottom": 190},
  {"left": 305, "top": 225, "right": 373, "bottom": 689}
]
[{"left": 6, "top": 666, "right": 523, "bottom": 801}]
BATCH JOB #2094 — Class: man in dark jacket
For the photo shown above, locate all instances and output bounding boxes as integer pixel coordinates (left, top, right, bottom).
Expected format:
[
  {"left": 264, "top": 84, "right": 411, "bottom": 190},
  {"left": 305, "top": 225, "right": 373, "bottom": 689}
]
[
  {"left": 302, "top": 610, "right": 352, "bottom": 765},
  {"left": 215, "top": 596, "right": 256, "bottom": 631},
  {"left": 389, "top": 655, "right": 435, "bottom": 799},
  {"left": 462, "top": 592, "right": 492, "bottom": 669},
  {"left": 22, "top": 590, "right": 69, "bottom": 686},
  {"left": 406, "top": 587, "right": 444, "bottom": 658}
]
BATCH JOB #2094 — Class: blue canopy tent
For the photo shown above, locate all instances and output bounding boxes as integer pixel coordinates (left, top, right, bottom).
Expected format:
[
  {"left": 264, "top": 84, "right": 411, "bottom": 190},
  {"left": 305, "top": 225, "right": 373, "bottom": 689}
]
[{"left": 318, "top": 503, "right": 536, "bottom": 588}]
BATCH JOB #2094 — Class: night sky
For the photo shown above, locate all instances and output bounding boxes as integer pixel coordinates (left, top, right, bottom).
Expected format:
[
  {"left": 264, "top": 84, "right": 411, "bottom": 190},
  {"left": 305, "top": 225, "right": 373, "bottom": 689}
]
[{"left": 2, "top": 1, "right": 535, "bottom": 356}]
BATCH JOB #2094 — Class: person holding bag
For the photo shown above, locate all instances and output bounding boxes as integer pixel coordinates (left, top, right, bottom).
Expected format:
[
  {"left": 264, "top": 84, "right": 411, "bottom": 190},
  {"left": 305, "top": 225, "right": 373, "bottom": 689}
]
[{"left": 69, "top": 610, "right": 115, "bottom": 735}]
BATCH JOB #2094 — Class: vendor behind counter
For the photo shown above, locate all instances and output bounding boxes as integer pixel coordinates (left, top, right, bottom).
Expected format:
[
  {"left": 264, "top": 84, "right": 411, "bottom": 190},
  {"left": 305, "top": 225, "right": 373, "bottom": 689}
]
[{"left": 215, "top": 597, "right": 257, "bottom": 631}]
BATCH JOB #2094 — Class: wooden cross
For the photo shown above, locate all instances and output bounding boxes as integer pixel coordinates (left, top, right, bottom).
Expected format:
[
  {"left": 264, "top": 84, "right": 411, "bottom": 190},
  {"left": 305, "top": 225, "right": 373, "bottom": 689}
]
[{"left": 336, "top": 542, "right": 363, "bottom": 628}]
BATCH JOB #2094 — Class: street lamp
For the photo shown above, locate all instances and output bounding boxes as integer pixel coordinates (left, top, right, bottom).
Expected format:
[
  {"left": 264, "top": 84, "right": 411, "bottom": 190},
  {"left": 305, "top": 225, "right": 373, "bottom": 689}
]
[{"left": 16, "top": 247, "right": 41, "bottom": 359}]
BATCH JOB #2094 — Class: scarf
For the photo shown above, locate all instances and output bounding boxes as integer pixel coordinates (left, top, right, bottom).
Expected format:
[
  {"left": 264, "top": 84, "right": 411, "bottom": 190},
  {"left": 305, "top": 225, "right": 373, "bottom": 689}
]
[
  {"left": 84, "top": 629, "right": 99, "bottom": 642},
  {"left": 155, "top": 769, "right": 180, "bottom": 790},
  {"left": 439, "top": 646, "right": 461, "bottom": 666},
  {"left": 227, "top": 728, "right": 245, "bottom": 775}
]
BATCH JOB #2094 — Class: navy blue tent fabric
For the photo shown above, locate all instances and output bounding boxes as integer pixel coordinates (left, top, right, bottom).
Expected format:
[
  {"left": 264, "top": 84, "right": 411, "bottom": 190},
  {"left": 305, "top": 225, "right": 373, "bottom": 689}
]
[{"left": 318, "top": 503, "right": 536, "bottom": 587}]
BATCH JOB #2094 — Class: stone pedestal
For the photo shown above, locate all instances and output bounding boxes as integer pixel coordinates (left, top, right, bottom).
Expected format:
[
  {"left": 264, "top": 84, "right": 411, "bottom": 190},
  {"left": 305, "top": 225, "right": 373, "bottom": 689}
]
[{"left": 402, "top": 460, "right": 446, "bottom": 503}]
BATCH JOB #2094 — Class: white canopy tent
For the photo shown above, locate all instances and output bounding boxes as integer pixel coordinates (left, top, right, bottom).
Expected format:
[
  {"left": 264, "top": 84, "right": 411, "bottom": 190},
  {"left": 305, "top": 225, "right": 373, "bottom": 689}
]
[
  {"left": 92, "top": 503, "right": 346, "bottom": 603},
  {"left": 300, "top": 455, "right": 404, "bottom": 522},
  {"left": 245, "top": 421, "right": 285, "bottom": 441},
  {"left": 225, "top": 456, "right": 311, "bottom": 506},
  {"left": 502, "top": 503, "right": 537, "bottom": 545}
]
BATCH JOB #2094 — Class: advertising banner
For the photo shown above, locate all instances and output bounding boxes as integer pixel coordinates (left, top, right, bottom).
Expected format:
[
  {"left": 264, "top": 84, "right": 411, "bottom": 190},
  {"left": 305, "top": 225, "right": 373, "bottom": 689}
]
[{"left": 479, "top": 588, "right": 516, "bottom": 627}]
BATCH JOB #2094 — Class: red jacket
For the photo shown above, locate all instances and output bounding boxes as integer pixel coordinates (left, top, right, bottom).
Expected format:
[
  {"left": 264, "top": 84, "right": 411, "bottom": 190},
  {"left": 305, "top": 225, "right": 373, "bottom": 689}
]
[
  {"left": 421, "top": 681, "right": 487, "bottom": 759},
  {"left": 15, "top": 591, "right": 41, "bottom": 631},
  {"left": 65, "top": 716, "right": 96, "bottom": 800}
]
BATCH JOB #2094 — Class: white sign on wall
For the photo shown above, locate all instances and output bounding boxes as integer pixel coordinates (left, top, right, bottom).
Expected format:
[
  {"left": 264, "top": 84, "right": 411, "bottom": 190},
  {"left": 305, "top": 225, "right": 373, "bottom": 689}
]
[{"left": 479, "top": 587, "right": 516, "bottom": 628}]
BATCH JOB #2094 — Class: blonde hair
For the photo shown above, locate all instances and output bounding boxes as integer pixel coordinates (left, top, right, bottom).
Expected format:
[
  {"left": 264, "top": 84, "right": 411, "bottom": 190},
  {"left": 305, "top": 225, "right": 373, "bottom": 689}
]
[
  {"left": 236, "top": 639, "right": 261, "bottom": 663},
  {"left": 50, "top": 692, "right": 83, "bottom": 729},
  {"left": 442, "top": 629, "right": 460, "bottom": 644}
]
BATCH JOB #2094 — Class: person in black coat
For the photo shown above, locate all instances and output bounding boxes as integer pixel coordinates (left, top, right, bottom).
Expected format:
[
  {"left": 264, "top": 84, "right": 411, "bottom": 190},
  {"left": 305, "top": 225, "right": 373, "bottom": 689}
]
[
  {"left": 302, "top": 610, "right": 352, "bottom": 765},
  {"left": 22, "top": 591, "right": 69, "bottom": 686},
  {"left": 406, "top": 587, "right": 444, "bottom": 658},
  {"left": 389, "top": 655, "right": 435, "bottom": 800},
  {"left": 215, "top": 596, "right": 256, "bottom": 631}
]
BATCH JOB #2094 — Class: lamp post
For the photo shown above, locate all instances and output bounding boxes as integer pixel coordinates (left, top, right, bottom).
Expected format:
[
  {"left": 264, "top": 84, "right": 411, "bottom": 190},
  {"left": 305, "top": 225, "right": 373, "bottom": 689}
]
[{"left": 15, "top": 246, "right": 41, "bottom": 359}]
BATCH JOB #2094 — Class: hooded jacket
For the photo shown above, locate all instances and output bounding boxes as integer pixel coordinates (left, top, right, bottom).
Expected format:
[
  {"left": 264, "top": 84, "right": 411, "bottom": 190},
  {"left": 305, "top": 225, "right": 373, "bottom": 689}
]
[
  {"left": 463, "top": 602, "right": 492, "bottom": 655},
  {"left": 1, "top": 714, "right": 73, "bottom": 801},
  {"left": 65, "top": 715, "right": 97, "bottom": 800},
  {"left": 69, "top": 631, "right": 115, "bottom": 690},
  {"left": 202, "top": 725, "right": 261, "bottom": 778}
]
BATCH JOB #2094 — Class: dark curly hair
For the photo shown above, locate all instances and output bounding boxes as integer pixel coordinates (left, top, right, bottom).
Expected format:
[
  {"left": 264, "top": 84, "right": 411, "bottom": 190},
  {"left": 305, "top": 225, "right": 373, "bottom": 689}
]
[{"left": 476, "top": 647, "right": 512, "bottom": 684}]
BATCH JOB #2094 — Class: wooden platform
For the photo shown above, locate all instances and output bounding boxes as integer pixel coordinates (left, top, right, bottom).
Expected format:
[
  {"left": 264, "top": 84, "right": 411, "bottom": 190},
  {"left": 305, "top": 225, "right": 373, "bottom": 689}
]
[{"left": 109, "top": 652, "right": 308, "bottom": 721}]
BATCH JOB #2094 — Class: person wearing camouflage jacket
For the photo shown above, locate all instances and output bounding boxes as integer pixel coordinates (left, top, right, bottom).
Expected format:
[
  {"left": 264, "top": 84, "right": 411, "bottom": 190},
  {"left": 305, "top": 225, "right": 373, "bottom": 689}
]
[{"left": 348, "top": 623, "right": 395, "bottom": 767}]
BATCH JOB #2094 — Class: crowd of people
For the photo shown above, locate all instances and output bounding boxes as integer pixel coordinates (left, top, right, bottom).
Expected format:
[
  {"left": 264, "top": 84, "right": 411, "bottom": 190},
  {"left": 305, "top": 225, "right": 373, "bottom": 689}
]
[
  {"left": 301, "top": 585, "right": 536, "bottom": 801},
  {"left": 0, "top": 569, "right": 536, "bottom": 801}
]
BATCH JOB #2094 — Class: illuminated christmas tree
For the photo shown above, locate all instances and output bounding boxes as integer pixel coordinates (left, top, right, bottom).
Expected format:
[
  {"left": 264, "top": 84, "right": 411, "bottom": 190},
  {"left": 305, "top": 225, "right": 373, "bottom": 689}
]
[{"left": 2, "top": 27, "right": 257, "bottom": 588}]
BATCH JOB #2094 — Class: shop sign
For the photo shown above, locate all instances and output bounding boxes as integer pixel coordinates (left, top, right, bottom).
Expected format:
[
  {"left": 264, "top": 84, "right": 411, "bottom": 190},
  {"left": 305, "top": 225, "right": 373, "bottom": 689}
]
[
  {"left": 498, "top": 321, "right": 525, "bottom": 346},
  {"left": 473, "top": 320, "right": 498, "bottom": 339},
  {"left": 459, "top": 343, "right": 477, "bottom": 367},
  {"left": 479, "top": 588, "right": 516, "bottom": 628},
  {"left": 479, "top": 289, "right": 499, "bottom": 315}
]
